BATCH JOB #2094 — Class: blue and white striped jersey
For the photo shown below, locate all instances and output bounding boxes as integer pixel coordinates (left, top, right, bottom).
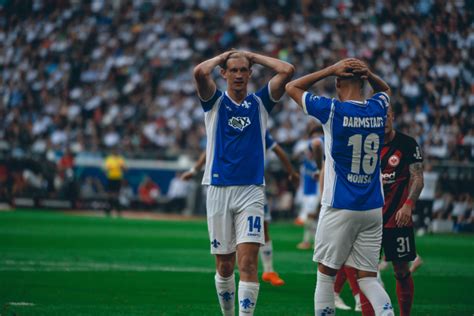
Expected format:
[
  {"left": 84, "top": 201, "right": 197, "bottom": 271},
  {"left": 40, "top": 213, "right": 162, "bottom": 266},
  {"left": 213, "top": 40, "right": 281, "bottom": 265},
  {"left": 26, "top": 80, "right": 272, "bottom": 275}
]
[
  {"left": 201, "top": 84, "right": 277, "bottom": 186},
  {"left": 302, "top": 92, "right": 390, "bottom": 210}
]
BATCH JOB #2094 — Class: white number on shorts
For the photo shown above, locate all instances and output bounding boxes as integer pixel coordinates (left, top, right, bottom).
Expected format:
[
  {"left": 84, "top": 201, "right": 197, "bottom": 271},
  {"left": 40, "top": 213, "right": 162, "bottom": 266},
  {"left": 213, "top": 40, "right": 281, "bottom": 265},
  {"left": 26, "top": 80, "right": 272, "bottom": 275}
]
[
  {"left": 396, "top": 237, "right": 410, "bottom": 253},
  {"left": 247, "top": 216, "right": 262, "bottom": 233},
  {"left": 347, "top": 133, "right": 379, "bottom": 174}
]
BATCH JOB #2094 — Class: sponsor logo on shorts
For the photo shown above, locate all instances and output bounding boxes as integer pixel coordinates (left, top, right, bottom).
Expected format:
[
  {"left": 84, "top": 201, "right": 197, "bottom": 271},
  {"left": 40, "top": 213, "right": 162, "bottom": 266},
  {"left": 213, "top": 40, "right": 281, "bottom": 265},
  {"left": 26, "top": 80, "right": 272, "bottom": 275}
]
[{"left": 398, "top": 253, "right": 409, "bottom": 258}]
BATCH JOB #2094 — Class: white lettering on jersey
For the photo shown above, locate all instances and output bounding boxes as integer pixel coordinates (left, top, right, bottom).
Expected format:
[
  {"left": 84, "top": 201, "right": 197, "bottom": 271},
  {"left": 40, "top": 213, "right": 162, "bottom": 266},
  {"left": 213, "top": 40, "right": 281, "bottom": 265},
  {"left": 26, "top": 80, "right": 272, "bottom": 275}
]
[
  {"left": 347, "top": 173, "right": 372, "bottom": 184},
  {"left": 228, "top": 117, "right": 251, "bottom": 131},
  {"left": 414, "top": 146, "right": 422, "bottom": 160},
  {"left": 343, "top": 116, "right": 385, "bottom": 128},
  {"left": 382, "top": 171, "right": 396, "bottom": 184}
]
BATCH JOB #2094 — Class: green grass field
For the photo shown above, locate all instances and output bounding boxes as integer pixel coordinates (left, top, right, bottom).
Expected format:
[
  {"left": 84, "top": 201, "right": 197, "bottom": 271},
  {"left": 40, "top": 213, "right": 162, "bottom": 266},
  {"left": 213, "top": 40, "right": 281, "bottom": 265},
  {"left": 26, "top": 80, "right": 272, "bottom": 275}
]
[{"left": 0, "top": 210, "right": 473, "bottom": 316}]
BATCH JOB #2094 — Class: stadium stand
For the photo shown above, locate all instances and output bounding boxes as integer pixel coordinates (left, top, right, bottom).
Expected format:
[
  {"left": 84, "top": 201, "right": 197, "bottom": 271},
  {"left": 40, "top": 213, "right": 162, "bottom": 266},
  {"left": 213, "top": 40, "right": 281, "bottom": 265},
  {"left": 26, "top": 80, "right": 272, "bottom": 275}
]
[{"left": 0, "top": 0, "right": 472, "bottom": 230}]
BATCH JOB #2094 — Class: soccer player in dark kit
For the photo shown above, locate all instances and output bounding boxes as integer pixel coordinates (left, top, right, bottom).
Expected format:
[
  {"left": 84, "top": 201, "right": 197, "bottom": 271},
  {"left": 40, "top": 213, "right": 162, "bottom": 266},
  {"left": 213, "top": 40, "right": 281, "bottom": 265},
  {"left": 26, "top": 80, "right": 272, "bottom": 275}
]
[{"left": 360, "top": 105, "right": 424, "bottom": 316}]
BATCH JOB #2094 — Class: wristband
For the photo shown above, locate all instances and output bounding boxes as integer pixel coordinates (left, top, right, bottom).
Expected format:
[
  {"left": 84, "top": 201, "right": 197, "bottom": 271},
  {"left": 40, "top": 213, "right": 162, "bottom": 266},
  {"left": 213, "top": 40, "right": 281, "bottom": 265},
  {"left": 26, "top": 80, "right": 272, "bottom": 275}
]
[
  {"left": 189, "top": 167, "right": 197, "bottom": 175},
  {"left": 404, "top": 198, "right": 414, "bottom": 208}
]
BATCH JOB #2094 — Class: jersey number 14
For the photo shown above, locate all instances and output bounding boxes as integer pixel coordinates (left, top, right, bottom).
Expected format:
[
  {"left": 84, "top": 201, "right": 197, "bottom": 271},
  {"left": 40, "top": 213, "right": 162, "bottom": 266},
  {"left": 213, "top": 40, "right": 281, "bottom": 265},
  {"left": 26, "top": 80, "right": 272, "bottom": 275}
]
[{"left": 348, "top": 133, "right": 380, "bottom": 174}]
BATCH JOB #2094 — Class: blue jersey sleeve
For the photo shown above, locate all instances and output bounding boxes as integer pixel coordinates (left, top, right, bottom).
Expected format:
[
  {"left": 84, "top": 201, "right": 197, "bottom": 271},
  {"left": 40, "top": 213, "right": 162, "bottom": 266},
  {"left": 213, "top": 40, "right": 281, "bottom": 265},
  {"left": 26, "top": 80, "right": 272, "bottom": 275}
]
[
  {"left": 369, "top": 92, "right": 390, "bottom": 110},
  {"left": 265, "top": 130, "right": 276, "bottom": 150},
  {"left": 303, "top": 92, "right": 333, "bottom": 124},
  {"left": 255, "top": 83, "right": 278, "bottom": 113},
  {"left": 200, "top": 89, "right": 223, "bottom": 112}
]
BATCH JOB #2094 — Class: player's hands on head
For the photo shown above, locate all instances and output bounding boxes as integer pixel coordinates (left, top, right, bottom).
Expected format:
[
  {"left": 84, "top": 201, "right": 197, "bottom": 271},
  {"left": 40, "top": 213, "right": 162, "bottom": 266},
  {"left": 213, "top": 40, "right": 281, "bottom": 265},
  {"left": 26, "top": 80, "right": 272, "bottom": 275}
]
[
  {"left": 395, "top": 204, "right": 412, "bottom": 227},
  {"left": 349, "top": 60, "right": 369, "bottom": 80},
  {"left": 219, "top": 49, "right": 238, "bottom": 68},
  {"left": 331, "top": 58, "right": 358, "bottom": 78}
]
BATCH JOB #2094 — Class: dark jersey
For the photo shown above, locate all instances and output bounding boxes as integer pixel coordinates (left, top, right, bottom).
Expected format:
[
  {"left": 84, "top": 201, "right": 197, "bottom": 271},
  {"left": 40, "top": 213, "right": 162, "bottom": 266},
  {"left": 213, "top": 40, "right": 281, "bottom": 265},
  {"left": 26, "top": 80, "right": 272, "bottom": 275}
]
[{"left": 381, "top": 131, "right": 423, "bottom": 228}]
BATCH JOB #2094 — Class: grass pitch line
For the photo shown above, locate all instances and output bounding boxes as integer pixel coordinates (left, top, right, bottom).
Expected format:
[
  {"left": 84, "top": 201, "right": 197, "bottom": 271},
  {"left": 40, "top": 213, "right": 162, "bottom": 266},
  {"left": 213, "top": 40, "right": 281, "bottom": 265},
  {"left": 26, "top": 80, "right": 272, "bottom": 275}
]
[{"left": 6, "top": 302, "right": 35, "bottom": 306}]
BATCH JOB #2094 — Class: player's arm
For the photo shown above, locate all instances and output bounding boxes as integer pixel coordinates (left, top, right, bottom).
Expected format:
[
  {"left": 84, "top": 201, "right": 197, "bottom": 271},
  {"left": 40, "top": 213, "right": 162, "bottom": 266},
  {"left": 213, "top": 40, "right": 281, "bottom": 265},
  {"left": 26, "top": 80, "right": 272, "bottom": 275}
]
[
  {"left": 285, "top": 58, "right": 358, "bottom": 109},
  {"left": 311, "top": 138, "right": 323, "bottom": 171},
  {"left": 244, "top": 51, "right": 295, "bottom": 101},
  {"left": 272, "top": 144, "right": 300, "bottom": 188},
  {"left": 351, "top": 60, "right": 391, "bottom": 96},
  {"left": 395, "top": 162, "right": 425, "bottom": 227},
  {"left": 193, "top": 51, "right": 235, "bottom": 100},
  {"left": 181, "top": 152, "right": 206, "bottom": 181}
]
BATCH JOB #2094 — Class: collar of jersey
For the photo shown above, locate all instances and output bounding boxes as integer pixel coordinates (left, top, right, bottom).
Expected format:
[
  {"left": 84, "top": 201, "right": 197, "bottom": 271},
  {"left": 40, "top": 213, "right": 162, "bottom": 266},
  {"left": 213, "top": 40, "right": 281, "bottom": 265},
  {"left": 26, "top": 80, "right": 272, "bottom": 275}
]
[
  {"left": 345, "top": 100, "right": 367, "bottom": 107},
  {"left": 225, "top": 91, "right": 250, "bottom": 106}
]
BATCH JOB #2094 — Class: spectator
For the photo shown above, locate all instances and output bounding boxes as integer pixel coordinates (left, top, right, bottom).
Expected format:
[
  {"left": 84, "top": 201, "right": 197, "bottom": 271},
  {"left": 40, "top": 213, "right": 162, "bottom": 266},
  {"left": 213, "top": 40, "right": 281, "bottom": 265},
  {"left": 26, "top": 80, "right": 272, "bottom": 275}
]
[{"left": 138, "top": 176, "right": 161, "bottom": 209}]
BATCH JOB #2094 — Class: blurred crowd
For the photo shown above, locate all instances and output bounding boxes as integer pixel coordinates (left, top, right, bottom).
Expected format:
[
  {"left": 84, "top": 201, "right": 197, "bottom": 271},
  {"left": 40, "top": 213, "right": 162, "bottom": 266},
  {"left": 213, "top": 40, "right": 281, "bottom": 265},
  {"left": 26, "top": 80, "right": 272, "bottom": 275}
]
[
  {"left": 0, "top": 0, "right": 473, "bottom": 229},
  {"left": 1, "top": 0, "right": 473, "bottom": 160}
]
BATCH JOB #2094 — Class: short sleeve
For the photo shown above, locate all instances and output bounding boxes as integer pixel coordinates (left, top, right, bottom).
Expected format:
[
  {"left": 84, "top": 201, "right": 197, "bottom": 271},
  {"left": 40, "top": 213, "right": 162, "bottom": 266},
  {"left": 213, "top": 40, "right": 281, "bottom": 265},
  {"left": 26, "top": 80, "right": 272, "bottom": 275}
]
[
  {"left": 255, "top": 83, "right": 278, "bottom": 113},
  {"left": 200, "top": 89, "right": 223, "bottom": 112},
  {"left": 303, "top": 92, "right": 333, "bottom": 124},
  {"left": 370, "top": 92, "right": 390, "bottom": 110},
  {"left": 265, "top": 130, "right": 276, "bottom": 150},
  {"left": 407, "top": 137, "right": 423, "bottom": 164}
]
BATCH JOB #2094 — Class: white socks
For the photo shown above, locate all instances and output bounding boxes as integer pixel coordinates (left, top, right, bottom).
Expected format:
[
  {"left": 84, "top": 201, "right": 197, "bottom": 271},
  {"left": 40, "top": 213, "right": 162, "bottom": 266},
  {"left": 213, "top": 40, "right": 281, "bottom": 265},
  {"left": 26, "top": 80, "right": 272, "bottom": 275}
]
[
  {"left": 259, "top": 241, "right": 273, "bottom": 272},
  {"left": 238, "top": 281, "right": 259, "bottom": 315},
  {"left": 358, "top": 277, "right": 394, "bottom": 316},
  {"left": 215, "top": 272, "right": 235, "bottom": 316},
  {"left": 314, "top": 271, "right": 336, "bottom": 315}
]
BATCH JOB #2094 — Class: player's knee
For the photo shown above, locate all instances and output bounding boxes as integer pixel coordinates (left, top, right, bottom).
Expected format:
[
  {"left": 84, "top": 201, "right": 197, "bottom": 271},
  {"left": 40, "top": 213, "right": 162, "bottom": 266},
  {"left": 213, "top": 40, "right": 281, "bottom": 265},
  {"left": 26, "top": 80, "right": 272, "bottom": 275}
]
[
  {"left": 238, "top": 255, "right": 258, "bottom": 276},
  {"left": 217, "top": 260, "right": 234, "bottom": 277},
  {"left": 392, "top": 262, "right": 410, "bottom": 279}
]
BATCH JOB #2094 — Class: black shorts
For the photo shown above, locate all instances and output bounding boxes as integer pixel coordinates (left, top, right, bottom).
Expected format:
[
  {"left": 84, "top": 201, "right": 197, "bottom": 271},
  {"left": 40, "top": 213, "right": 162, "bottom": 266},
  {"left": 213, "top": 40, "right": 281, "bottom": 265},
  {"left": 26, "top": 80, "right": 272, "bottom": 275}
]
[
  {"left": 108, "top": 180, "right": 121, "bottom": 193},
  {"left": 382, "top": 227, "right": 416, "bottom": 262}
]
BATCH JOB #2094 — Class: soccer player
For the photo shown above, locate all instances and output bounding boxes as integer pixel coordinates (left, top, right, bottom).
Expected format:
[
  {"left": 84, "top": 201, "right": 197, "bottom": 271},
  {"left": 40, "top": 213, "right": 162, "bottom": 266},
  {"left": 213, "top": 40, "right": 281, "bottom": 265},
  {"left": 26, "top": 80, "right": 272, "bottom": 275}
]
[
  {"left": 103, "top": 148, "right": 126, "bottom": 216},
  {"left": 181, "top": 130, "right": 300, "bottom": 288},
  {"left": 286, "top": 58, "right": 394, "bottom": 316},
  {"left": 359, "top": 105, "right": 424, "bottom": 316},
  {"left": 296, "top": 126, "right": 323, "bottom": 250},
  {"left": 193, "top": 50, "right": 294, "bottom": 316}
]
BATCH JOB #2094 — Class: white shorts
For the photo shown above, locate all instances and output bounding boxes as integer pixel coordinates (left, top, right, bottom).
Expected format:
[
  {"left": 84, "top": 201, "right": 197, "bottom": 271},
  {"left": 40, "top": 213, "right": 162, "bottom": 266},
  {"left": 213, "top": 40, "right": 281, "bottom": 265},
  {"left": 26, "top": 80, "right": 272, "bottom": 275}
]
[
  {"left": 313, "top": 205, "right": 382, "bottom": 273},
  {"left": 299, "top": 194, "right": 320, "bottom": 220},
  {"left": 264, "top": 194, "right": 271, "bottom": 222},
  {"left": 207, "top": 185, "right": 265, "bottom": 254}
]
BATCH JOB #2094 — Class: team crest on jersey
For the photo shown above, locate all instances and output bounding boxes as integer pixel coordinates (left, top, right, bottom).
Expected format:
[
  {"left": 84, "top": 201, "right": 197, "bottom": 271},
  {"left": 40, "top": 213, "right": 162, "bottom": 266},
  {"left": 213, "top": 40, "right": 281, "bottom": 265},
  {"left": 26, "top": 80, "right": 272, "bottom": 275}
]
[
  {"left": 228, "top": 116, "right": 251, "bottom": 131},
  {"left": 388, "top": 154, "right": 400, "bottom": 167}
]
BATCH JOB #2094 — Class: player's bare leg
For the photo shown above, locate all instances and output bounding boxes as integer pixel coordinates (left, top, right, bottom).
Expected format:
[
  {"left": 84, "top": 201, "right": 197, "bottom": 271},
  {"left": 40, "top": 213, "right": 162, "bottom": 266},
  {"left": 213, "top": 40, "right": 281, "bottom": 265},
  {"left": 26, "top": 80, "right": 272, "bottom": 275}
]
[
  {"left": 333, "top": 268, "right": 351, "bottom": 310},
  {"left": 215, "top": 253, "right": 236, "bottom": 316},
  {"left": 237, "top": 243, "right": 261, "bottom": 315},
  {"left": 357, "top": 270, "right": 394, "bottom": 316},
  {"left": 393, "top": 261, "right": 414, "bottom": 316},
  {"left": 260, "top": 221, "right": 285, "bottom": 286}
]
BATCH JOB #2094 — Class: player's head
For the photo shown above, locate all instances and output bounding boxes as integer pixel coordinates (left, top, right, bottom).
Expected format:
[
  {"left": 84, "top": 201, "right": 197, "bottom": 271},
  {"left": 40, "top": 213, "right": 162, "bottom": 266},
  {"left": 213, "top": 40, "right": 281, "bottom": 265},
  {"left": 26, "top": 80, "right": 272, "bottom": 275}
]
[
  {"left": 385, "top": 105, "right": 394, "bottom": 135},
  {"left": 308, "top": 124, "right": 323, "bottom": 138},
  {"left": 220, "top": 52, "right": 252, "bottom": 92},
  {"left": 335, "top": 75, "right": 364, "bottom": 100}
]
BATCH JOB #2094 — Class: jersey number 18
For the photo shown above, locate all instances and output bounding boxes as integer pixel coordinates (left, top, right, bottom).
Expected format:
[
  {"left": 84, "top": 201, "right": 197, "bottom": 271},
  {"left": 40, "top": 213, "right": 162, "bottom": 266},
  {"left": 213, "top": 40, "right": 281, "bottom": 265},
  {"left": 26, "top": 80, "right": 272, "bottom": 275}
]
[{"left": 348, "top": 133, "right": 380, "bottom": 174}]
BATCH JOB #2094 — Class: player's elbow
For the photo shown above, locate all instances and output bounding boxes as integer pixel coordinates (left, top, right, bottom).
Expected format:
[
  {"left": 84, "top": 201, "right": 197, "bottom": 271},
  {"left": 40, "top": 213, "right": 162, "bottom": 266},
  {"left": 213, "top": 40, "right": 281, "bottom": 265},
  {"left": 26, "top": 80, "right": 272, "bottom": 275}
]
[
  {"left": 193, "top": 65, "right": 207, "bottom": 80},
  {"left": 282, "top": 64, "right": 295, "bottom": 78}
]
